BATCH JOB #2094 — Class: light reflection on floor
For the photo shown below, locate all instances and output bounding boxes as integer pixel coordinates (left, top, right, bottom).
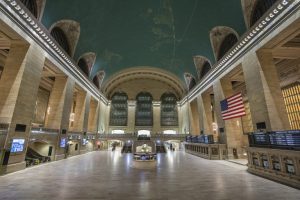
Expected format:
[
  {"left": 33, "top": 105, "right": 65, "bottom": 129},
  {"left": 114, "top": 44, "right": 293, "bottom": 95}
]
[{"left": 0, "top": 151, "right": 299, "bottom": 200}]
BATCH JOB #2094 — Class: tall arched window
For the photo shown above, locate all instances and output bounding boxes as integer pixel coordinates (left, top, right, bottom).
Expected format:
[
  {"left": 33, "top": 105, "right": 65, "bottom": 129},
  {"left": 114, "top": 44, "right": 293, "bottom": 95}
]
[
  {"left": 218, "top": 33, "right": 238, "bottom": 61},
  {"left": 200, "top": 61, "right": 211, "bottom": 79},
  {"left": 20, "top": 0, "right": 38, "bottom": 18},
  {"left": 135, "top": 92, "right": 153, "bottom": 126},
  {"left": 50, "top": 27, "right": 70, "bottom": 55},
  {"left": 184, "top": 73, "right": 196, "bottom": 91},
  {"left": 93, "top": 76, "right": 100, "bottom": 89},
  {"left": 161, "top": 93, "right": 178, "bottom": 126},
  {"left": 78, "top": 58, "right": 89, "bottom": 76},
  {"left": 109, "top": 92, "right": 128, "bottom": 126},
  {"left": 93, "top": 71, "right": 105, "bottom": 89},
  {"left": 250, "top": 0, "right": 277, "bottom": 27}
]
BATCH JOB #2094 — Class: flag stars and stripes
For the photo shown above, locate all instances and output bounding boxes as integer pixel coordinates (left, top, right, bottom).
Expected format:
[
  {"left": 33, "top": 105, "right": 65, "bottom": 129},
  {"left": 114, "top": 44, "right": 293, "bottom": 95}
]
[{"left": 220, "top": 93, "right": 246, "bottom": 120}]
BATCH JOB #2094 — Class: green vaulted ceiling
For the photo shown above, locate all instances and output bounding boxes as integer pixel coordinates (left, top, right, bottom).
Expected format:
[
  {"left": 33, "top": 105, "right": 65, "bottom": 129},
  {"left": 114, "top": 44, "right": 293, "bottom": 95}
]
[{"left": 42, "top": 0, "right": 246, "bottom": 82}]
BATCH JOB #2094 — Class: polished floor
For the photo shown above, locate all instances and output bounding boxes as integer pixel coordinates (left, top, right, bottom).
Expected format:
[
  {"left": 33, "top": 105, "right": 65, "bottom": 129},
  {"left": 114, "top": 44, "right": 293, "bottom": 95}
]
[{"left": 0, "top": 150, "right": 299, "bottom": 200}]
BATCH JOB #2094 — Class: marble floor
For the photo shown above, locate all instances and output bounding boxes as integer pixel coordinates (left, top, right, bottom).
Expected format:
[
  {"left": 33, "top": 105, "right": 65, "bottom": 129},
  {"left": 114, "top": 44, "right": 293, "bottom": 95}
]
[{"left": 0, "top": 151, "right": 299, "bottom": 200}]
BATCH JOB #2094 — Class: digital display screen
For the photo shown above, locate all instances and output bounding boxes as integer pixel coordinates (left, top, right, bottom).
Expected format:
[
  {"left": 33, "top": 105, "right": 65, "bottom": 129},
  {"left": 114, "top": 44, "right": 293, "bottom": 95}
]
[
  {"left": 60, "top": 138, "right": 66, "bottom": 148},
  {"left": 11, "top": 139, "right": 25, "bottom": 153}
]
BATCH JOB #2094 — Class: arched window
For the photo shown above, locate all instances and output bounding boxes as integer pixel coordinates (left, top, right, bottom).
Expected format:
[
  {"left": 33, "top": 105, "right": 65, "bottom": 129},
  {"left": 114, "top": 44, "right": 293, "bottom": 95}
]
[
  {"left": 78, "top": 58, "right": 89, "bottom": 76},
  {"left": 50, "top": 27, "right": 70, "bottom": 55},
  {"left": 135, "top": 92, "right": 153, "bottom": 126},
  {"left": 218, "top": 33, "right": 238, "bottom": 61},
  {"left": 20, "top": 0, "right": 38, "bottom": 18},
  {"left": 93, "top": 71, "right": 105, "bottom": 89},
  {"left": 200, "top": 61, "right": 211, "bottom": 79},
  {"left": 184, "top": 73, "right": 196, "bottom": 91},
  {"left": 109, "top": 92, "right": 128, "bottom": 126},
  {"left": 250, "top": 0, "right": 277, "bottom": 27},
  {"left": 189, "top": 78, "right": 196, "bottom": 90},
  {"left": 161, "top": 93, "right": 178, "bottom": 126},
  {"left": 93, "top": 76, "right": 100, "bottom": 89}
]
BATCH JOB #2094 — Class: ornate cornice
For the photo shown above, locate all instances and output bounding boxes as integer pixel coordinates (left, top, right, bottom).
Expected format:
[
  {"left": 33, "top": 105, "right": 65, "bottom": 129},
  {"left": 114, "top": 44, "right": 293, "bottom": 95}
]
[
  {"left": 0, "top": 0, "right": 108, "bottom": 105},
  {"left": 0, "top": 0, "right": 298, "bottom": 107},
  {"left": 180, "top": 0, "right": 300, "bottom": 105}
]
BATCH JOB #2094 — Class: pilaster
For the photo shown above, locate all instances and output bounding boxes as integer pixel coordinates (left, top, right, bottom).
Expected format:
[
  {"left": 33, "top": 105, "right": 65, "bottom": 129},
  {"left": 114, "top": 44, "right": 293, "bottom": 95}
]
[
  {"left": 0, "top": 41, "right": 45, "bottom": 173},
  {"left": 213, "top": 79, "right": 244, "bottom": 159},
  {"left": 242, "top": 51, "right": 290, "bottom": 131}
]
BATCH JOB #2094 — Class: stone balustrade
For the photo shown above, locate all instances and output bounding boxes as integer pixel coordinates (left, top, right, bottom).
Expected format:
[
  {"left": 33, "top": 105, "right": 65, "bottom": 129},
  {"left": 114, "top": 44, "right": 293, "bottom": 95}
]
[
  {"left": 247, "top": 147, "right": 300, "bottom": 189},
  {"left": 185, "top": 143, "right": 227, "bottom": 160}
]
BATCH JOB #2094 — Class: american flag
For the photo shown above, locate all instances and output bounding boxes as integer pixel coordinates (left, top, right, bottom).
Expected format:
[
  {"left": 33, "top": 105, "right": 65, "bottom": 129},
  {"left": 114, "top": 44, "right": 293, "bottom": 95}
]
[{"left": 220, "top": 92, "right": 246, "bottom": 120}]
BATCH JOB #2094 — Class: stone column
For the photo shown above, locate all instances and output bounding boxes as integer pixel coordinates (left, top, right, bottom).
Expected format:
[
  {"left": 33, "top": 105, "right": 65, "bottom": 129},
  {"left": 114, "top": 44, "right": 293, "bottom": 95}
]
[
  {"left": 45, "top": 77, "right": 74, "bottom": 130},
  {"left": 178, "top": 101, "right": 189, "bottom": 134},
  {"left": 197, "top": 96, "right": 205, "bottom": 134},
  {"left": 71, "top": 89, "right": 87, "bottom": 132},
  {"left": 200, "top": 93, "right": 214, "bottom": 134},
  {"left": 213, "top": 78, "right": 244, "bottom": 159},
  {"left": 0, "top": 41, "right": 45, "bottom": 173},
  {"left": 79, "top": 93, "right": 91, "bottom": 154},
  {"left": 242, "top": 51, "right": 290, "bottom": 131},
  {"left": 127, "top": 100, "right": 136, "bottom": 134},
  {"left": 82, "top": 93, "right": 91, "bottom": 133},
  {"left": 189, "top": 99, "right": 200, "bottom": 135},
  {"left": 98, "top": 101, "right": 108, "bottom": 134},
  {"left": 88, "top": 98, "right": 99, "bottom": 133},
  {"left": 45, "top": 76, "right": 75, "bottom": 160},
  {"left": 152, "top": 101, "right": 161, "bottom": 135}
]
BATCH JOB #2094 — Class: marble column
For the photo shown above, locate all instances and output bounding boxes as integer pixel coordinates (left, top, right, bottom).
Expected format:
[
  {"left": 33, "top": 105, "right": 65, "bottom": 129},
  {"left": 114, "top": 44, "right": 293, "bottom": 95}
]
[
  {"left": 152, "top": 101, "right": 161, "bottom": 135},
  {"left": 189, "top": 99, "right": 200, "bottom": 135},
  {"left": 45, "top": 76, "right": 75, "bottom": 160},
  {"left": 88, "top": 98, "right": 99, "bottom": 133},
  {"left": 71, "top": 89, "right": 87, "bottom": 132},
  {"left": 82, "top": 93, "right": 91, "bottom": 133},
  {"left": 105, "top": 102, "right": 111, "bottom": 133},
  {"left": 197, "top": 96, "right": 205, "bottom": 134},
  {"left": 178, "top": 101, "right": 189, "bottom": 134},
  {"left": 0, "top": 41, "right": 45, "bottom": 173},
  {"left": 200, "top": 93, "right": 214, "bottom": 134},
  {"left": 98, "top": 101, "right": 107, "bottom": 134},
  {"left": 45, "top": 77, "right": 74, "bottom": 130},
  {"left": 213, "top": 78, "right": 244, "bottom": 159},
  {"left": 242, "top": 51, "right": 290, "bottom": 131},
  {"left": 127, "top": 100, "right": 136, "bottom": 134}
]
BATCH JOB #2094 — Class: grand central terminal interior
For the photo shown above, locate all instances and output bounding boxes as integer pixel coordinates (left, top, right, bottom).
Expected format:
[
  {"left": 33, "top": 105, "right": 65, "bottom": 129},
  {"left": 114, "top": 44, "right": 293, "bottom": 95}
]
[{"left": 0, "top": 0, "right": 299, "bottom": 199}]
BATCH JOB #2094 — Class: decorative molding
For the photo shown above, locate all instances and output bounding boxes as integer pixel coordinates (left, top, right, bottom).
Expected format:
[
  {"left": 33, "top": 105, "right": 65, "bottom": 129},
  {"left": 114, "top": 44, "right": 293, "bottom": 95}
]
[
  {"left": 180, "top": 0, "right": 300, "bottom": 106},
  {"left": 0, "top": 0, "right": 108, "bottom": 105},
  {"left": 0, "top": 0, "right": 298, "bottom": 107}
]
